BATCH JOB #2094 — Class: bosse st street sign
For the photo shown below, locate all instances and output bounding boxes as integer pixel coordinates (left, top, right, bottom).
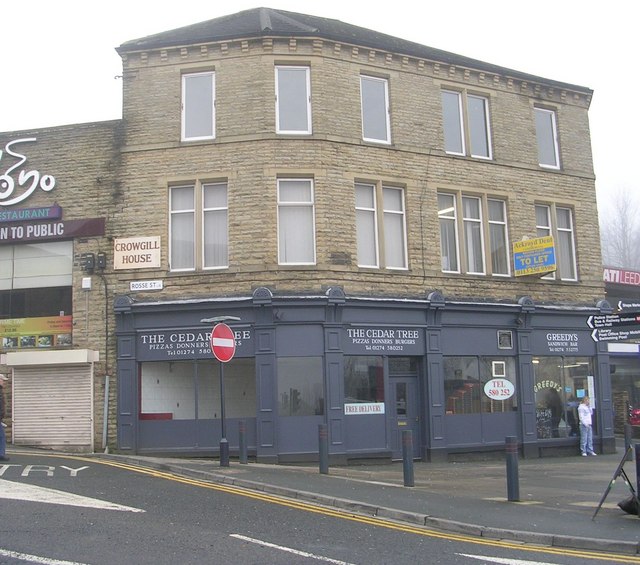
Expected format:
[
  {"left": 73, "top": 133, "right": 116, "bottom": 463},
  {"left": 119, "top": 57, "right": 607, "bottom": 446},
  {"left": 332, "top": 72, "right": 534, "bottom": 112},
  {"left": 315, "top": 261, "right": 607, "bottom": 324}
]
[{"left": 210, "top": 323, "right": 236, "bottom": 362}]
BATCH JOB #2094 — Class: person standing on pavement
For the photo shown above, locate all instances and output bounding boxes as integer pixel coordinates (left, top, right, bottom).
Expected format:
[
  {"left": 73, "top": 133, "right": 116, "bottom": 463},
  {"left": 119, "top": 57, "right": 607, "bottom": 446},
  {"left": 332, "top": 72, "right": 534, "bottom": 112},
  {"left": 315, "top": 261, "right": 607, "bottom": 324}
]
[
  {"left": 578, "top": 395, "right": 596, "bottom": 457},
  {"left": 0, "top": 375, "right": 9, "bottom": 461}
]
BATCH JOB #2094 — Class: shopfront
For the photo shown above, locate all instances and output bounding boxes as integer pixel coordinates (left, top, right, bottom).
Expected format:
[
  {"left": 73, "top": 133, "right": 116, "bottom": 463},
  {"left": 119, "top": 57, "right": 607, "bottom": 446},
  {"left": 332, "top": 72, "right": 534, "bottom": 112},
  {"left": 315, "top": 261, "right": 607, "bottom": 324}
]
[{"left": 114, "top": 289, "right": 615, "bottom": 462}]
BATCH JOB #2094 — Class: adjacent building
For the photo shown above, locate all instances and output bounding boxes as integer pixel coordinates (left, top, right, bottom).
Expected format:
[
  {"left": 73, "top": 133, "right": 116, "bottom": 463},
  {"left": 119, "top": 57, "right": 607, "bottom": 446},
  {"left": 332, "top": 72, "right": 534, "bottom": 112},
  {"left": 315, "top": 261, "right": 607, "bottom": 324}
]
[{"left": 1, "top": 8, "right": 614, "bottom": 461}]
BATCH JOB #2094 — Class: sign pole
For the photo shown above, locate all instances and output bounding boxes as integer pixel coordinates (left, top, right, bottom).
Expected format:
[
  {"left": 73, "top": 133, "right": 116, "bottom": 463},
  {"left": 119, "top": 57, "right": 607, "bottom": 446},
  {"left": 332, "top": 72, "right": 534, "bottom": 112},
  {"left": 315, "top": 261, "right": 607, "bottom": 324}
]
[
  {"left": 204, "top": 319, "right": 239, "bottom": 467},
  {"left": 219, "top": 359, "right": 229, "bottom": 467}
]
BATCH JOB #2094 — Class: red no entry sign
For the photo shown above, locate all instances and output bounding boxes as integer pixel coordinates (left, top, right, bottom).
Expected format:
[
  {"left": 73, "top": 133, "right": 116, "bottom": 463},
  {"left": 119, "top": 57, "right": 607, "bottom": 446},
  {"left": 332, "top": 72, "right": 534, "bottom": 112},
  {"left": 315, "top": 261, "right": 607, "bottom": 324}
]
[{"left": 210, "top": 323, "right": 236, "bottom": 362}]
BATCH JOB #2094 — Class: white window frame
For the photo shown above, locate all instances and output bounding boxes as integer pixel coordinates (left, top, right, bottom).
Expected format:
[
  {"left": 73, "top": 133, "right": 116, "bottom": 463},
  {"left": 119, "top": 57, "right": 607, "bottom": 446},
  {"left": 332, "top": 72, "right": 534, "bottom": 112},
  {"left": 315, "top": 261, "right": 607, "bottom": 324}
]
[
  {"left": 355, "top": 183, "right": 379, "bottom": 268},
  {"left": 534, "top": 107, "right": 560, "bottom": 169},
  {"left": 382, "top": 186, "right": 408, "bottom": 270},
  {"left": 439, "top": 192, "right": 510, "bottom": 276},
  {"left": 535, "top": 203, "right": 577, "bottom": 281},
  {"left": 536, "top": 204, "right": 555, "bottom": 280},
  {"left": 556, "top": 206, "right": 577, "bottom": 281},
  {"left": 181, "top": 71, "right": 215, "bottom": 142},
  {"left": 487, "top": 198, "right": 510, "bottom": 277},
  {"left": 170, "top": 182, "right": 229, "bottom": 272},
  {"left": 441, "top": 89, "right": 492, "bottom": 159},
  {"left": 438, "top": 193, "right": 460, "bottom": 273},
  {"left": 202, "top": 182, "right": 229, "bottom": 270},
  {"left": 360, "top": 75, "right": 391, "bottom": 144},
  {"left": 277, "top": 178, "right": 316, "bottom": 265},
  {"left": 355, "top": 183, "right": 407, "bottom": 270},
  {"left": 462, "top": 196, "right": 486, "bottom": 275},
  {"left": 275, "top": 66, "right": 312, "bottom": 135},
  {"left": 169, "top": 185, "right": 196, "bottom": 271}
]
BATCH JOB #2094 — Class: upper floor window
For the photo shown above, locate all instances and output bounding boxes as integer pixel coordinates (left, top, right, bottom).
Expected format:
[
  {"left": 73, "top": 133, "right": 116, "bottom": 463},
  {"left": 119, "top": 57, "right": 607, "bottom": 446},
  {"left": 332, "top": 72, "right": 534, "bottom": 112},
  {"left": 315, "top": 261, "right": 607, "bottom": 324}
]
[
  {"left": 438, "top": 192, "right": 509, "bottom": 276},
  {"left": 277, "top": 178, "right": 316, "bottom": 264},
  {"left": 181, "top": 72, "right": 215, "bottom": 141},
  {"left": 355, "top": 182, "right": 407, "bottom": 269},
  {"left": 275, "top": 66, "right": 312, "bottom": 134},
  {"left": 536, "top": 204, "right": 577, "bottom": 280},
  {"left": 360, "top": 75, "right": 391, "bottom": 144},
  {"left": 534, "top": 107, "right": 560, "bottom": 169},
  {"left": 169, "top": 182, "right": 228, "bottom": 271},
  {"left": 441, "top": 90, "right": 492, "bottom": 159}
]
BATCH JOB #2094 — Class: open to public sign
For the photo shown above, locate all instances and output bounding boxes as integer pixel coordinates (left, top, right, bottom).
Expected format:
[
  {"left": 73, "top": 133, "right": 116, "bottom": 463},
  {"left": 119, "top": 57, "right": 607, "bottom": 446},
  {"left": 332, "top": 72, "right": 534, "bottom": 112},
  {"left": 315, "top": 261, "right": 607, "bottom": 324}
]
[{"left": 210, "top": 323, "right": 236, "bottom": 362}]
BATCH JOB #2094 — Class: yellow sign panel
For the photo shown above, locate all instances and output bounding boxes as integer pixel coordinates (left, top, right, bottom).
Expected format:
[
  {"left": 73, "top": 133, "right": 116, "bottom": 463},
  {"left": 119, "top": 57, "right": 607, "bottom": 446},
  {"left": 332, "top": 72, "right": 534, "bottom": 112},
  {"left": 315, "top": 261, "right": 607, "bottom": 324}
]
[{"left": 513, "top": 236, "right": 556, "bottom": 277}]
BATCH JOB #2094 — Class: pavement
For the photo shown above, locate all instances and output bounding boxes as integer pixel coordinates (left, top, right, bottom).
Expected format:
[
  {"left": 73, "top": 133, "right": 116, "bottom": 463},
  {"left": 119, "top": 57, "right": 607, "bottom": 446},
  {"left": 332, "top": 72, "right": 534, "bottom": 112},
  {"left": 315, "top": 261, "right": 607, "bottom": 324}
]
[{"left": 91, "top": 441, "right": 640, "bottom": 556}]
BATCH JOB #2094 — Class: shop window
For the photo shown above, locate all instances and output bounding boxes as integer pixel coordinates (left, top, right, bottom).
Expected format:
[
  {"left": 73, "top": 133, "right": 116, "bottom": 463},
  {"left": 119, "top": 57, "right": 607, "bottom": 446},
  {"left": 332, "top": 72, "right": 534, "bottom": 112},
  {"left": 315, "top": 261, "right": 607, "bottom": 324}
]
[
  {"left": 441, "top": 89, "right": 492, "bottom": 159},
  {"left": 275, "top": 66, "right": 312, "bottom": 134},
  {"left": 277, "top": 357, "right": 324, "bottom": 417},
  {"left": 181, "top": 71, "right": 215, "bottom": 141},
  {"left": 1, "top": 242, "right": 73, "bottom": 348},
  {"left": 610, "top": 357, "right": 640, "bottom": 433},
  {"left": 536, "top": 204, "right": 577, "bottom": 281},
  {"left": 140, "top": 359, "right": 255, "bottom": 420},
  {"left": 534, "top": 107, "right": 560, "bottom": 169},
  {"left": 277, "top": 178, "right": 316, "bottom": 265},
  {"left": 444, "top": 356, "right": 517, "bottom": 415},
  {"left": 438, "top": 192, "right": 509, "bottom": 276},
  {"left": 533, "top": 357, "right": 594, "bottom": 439},
  {"left": 355, "top": 182, "right": 407, "bottom": 269},
  {"left": 360, "top": 75, "right": 391, "bottom": 144},
  {"left": 344, "top": 356, "right": 384, "bottom": 403},
  {"left": 169, "top": 182, "right": 228, "bottom": 271}
]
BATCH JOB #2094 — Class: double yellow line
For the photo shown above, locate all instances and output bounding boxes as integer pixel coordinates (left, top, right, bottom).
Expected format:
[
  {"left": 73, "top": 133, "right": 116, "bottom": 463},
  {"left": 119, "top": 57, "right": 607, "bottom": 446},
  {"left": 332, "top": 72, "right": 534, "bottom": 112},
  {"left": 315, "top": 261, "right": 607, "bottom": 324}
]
[{"left": 30, "top": 454, "right": 640, "bottom": 564}]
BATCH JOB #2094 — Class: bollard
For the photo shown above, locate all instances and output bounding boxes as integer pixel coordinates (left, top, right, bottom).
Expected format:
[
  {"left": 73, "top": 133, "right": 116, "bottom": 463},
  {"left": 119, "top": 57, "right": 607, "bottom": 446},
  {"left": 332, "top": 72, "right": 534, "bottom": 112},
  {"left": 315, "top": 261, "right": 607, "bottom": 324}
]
[
  {"left": 219, "top": 437, "right": 230, "bottom": 468},
  {"left": 505, "top": 436, "right": 520, "bottom": 502},
  {"left": 402, "top": 430, "right": 414, "bottom": 487},
  {"left": 625, "top": 424, "right": 633, "bottom": 461},
  {"left": 319, "top": 424, "right": 329, "bottom": 475},
  {"left": 635, "top": 444, "right": 640, "bottom": 516},
  {"left": 239, "top": 420, "right": 248, "bottom": 464}
]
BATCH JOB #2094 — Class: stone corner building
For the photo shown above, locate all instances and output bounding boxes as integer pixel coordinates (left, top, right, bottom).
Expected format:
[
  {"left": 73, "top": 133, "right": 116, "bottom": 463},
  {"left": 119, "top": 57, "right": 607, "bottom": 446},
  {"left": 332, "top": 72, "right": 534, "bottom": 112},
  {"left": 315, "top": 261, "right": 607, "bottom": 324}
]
[{"left": 0, "top": 8, "right": 612, "bottom": 462}]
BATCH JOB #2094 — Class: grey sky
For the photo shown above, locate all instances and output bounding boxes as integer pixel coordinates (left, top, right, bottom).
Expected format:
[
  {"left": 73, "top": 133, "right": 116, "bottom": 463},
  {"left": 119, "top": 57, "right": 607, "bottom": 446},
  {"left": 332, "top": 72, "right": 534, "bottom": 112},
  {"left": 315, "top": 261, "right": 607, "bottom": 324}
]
[{"left": 2, "top": 1, "right": 637, "bottom": 218}]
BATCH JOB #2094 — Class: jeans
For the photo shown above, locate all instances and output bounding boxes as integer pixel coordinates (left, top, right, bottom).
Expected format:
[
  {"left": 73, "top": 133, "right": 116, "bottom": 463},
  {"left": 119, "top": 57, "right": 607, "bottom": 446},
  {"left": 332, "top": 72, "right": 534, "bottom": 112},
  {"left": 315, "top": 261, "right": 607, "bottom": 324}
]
[
  {"left": 580, "top": 423, "right": 593, "bottom": 454},
  {"left": 0, "top": 423, "right": 6, "bottom": 457}
]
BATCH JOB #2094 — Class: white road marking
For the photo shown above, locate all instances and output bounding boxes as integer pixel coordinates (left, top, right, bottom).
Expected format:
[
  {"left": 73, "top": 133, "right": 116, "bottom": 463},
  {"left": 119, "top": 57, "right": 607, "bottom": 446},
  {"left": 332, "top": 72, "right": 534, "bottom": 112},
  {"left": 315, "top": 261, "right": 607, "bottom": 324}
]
[
  {"left": 458, "top": 553, "right": 560, "bottom": 565},
  {"left": 0, "top": 548, "right": 92, "bottom": 565},
  {"left": 0, "top": 479, "right": 145, "bottom": 512},
  {"left": 231, "top": 534, "right": 356, "bottom": 564}
]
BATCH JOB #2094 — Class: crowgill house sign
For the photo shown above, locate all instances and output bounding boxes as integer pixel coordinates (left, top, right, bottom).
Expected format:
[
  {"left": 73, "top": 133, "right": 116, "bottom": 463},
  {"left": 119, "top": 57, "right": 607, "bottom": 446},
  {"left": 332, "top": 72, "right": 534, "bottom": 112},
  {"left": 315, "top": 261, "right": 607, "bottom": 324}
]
[{"left": 0, "top": 138, "right": 56, "bottom": 206}]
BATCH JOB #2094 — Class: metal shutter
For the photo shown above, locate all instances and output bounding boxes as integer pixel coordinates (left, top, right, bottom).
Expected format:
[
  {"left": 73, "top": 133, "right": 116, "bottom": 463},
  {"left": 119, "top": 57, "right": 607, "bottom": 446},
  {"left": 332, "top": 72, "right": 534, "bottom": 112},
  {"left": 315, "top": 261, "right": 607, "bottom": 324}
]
[{"left": 12, "top": 365, "right": 94, "bottom": 452}]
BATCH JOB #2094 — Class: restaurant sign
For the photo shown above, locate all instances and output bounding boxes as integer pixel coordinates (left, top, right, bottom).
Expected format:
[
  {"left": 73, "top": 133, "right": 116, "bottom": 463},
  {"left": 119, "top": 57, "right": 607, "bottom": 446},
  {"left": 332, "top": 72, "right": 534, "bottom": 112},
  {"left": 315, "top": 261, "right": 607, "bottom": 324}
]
[
  {"left": 344, "top": 326, "right": 424, "bottom": 355},
  {"left": 0, "top": 217, "right": 105, "bottom": 242},
  {"left": 1, "top": 316, "right": 72, "bottom": 349},
  {"left": 0, "top": 137, "right": 56, "bottom": 206},
  {"left": 137, "top": 327, "right": 253, "bottom": 361}
]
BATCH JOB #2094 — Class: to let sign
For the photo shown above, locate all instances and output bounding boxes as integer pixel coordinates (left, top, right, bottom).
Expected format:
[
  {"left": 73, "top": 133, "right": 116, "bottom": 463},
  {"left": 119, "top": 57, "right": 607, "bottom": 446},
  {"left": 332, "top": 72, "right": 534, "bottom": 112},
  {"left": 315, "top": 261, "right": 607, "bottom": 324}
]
[
  {"left": 210, "top": 323, "right": 236, "bottom": 362},
  {"left": 513, "top": 236, "right": 556, "bottom": 277}
]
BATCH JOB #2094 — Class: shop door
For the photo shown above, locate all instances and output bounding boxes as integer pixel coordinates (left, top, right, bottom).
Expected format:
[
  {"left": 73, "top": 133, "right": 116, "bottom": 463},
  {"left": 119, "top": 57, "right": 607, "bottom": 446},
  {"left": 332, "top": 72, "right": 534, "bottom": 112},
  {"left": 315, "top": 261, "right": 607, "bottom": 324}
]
[{"left": 390, "top": 376, "right": 421, "bottom": 459}]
